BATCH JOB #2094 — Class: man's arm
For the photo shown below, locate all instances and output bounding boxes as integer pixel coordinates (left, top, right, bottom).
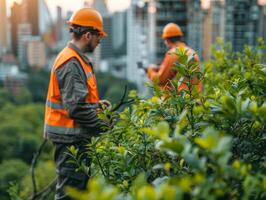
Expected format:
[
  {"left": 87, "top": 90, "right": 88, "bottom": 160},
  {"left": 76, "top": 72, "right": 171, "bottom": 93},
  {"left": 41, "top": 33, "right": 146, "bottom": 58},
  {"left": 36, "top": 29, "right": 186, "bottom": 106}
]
[
  {"left": 55, "top": 58, "right": 107, "bottom": 132},
  {"left": 147, "top": 53, "right": 177, "bottom": 85}
]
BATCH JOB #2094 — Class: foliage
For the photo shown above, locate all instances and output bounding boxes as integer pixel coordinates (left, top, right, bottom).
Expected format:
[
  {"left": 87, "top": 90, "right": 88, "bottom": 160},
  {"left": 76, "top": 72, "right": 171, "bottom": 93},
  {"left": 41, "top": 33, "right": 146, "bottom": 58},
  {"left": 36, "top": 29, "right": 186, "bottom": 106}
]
[
  {"left": 0, "top": 103, "right": 45, "bottom": 163},
  {"left": 19, "top": 161, "right": 56, "bottom": 199},
  {"left": 25, "top": 69, "right": 50, "bottom": 103},
  {"left": 24, "top": 69, "right": 136, "bottom": 104},
  {"left": 96, "top": 72, "right": 137, "bottom": 103},
  {"left": 0, "top": 87, "right": 32, "bottom": 106},
  {"left": 0, "top": 101, "right": 54, "bottom": 199},
  {"left": 0, "top": 68, "right": 136, "bottom": 199},
  {"left": 0, "top": 159, "right": 28, "bottom": 200},
  {"left": 68, "top": 39, "right": 266, "bottom": 200}
]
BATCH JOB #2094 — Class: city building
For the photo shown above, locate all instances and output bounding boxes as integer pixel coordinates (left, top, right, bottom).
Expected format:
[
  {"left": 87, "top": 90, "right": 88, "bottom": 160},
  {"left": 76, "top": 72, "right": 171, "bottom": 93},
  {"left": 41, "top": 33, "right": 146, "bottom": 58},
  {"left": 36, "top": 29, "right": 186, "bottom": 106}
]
[
  {"left": 111, "top": 11, "right": 127, "bottom": 77},
  {"left": 127, "top": 0, "right": 150, "bottom": 91},
  {"left": 187, "top": 0, "right": 203, "bottom": 58},
  {"left": 55, "top": 6, "right": 63, "bottom": 42},
  {"left": 19, "top": 0, "right": 52, "bottom": 36},
  {"left": 0, "top": 53, "right": 26, "bottom": 96},
  {"left": 93, "top": 0, "right": 113, "bottom": 72},
  {"left": 10, "top": 0, "right": 52, "bottom": 57},
  {"left": 259, "top": 3, "right": 266, "bottom": 42},
  {"left": 27, "top": 37, "right": 46, "bottom": 69},
  {"left": 0, "top": 0, "right": 8, "bottom": 54},
  {"left": 155, "top": 0, "right": 188, "bottom": 63},
  {"left": 0, "top": 53, "right": 18, "bottom": 82},
  {"left": 225, "top": 0, "right": 260, "bottom": 51},
  {"left": 202, "top": 0, "right": 225, "bottom": 60},
  {"left": 10, "top": 2, "right": 22, "bottom": 56},
  {"left": 17, "top": 23, "right": 32, "bottom": 68}
]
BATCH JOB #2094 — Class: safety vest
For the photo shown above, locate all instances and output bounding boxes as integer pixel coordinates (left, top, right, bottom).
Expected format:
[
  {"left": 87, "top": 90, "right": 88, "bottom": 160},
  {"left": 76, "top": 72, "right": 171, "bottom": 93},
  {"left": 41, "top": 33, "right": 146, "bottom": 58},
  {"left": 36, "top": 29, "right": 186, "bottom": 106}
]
[
  {"left": 44, "top": 46, "right": 100, "bottom": 135},
  {"left": 166, "top": 45, "right": 202, "bottom": 92}
]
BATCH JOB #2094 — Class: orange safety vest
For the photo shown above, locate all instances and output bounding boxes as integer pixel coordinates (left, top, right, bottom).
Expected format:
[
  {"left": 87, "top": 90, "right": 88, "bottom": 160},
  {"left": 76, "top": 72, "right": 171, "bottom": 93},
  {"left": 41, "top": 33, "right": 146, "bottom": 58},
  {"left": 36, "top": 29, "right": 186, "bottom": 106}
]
[
  {"left": 147, "top": 43, "right": 202, "bottom": 93},
  {"left": 44, "top": 46, "right": 100, "bottom": 135},
  {"left": 172, "top": 46, "right": 202, "bottom": 92}
]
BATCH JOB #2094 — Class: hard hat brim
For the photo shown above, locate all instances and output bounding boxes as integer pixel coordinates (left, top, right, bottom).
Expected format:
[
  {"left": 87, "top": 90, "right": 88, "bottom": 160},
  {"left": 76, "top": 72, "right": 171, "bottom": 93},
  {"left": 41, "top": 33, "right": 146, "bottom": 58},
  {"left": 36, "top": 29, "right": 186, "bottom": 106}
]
[
  {"left": 100, "top": 31, "right": 108, "bottom": 37},
  {"left": 67, "top": 20, "right": 107, "bottom": 37}
]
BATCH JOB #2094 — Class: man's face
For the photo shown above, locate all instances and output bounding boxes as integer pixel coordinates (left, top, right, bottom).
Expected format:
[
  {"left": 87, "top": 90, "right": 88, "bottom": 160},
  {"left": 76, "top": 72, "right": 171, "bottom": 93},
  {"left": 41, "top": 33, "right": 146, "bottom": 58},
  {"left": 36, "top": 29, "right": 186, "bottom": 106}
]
[
  {"left": 85, "top": 32, "right": 102, "bottom": 53},
  {"left": 164, "top": 39, "right": 170, "bottom": 48}
]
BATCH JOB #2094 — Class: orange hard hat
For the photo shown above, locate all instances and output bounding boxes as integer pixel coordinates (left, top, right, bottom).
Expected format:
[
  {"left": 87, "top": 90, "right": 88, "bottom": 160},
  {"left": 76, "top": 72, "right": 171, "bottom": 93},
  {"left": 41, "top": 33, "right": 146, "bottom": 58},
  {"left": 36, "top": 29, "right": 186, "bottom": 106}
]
[
  {"left": 67, "top": 8, "right": 107, "bottom": 37},
  {"left": 162, "top": 23, "right": 183, "bottom": 39}
]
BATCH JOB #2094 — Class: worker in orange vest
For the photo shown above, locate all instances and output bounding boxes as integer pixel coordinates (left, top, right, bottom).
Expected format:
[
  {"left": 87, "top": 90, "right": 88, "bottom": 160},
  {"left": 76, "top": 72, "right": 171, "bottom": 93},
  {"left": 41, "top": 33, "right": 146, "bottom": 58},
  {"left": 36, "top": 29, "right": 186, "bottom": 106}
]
[
  {"left": 147, "top": 23, "right": 202, "bottom": 93},
  {"left": 44, "top": 8, "right": 110, "bottom": 200}
]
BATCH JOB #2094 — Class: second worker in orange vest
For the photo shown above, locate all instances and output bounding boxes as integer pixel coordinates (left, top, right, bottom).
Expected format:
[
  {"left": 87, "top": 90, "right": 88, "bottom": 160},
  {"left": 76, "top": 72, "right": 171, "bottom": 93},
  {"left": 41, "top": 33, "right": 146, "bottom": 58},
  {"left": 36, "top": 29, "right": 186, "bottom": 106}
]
[
  {"left": 147, "top": 23, "right": 202, "bottom": 92},
  {"left": 44, "top": 8, "right": 110, "bottom": 200}
]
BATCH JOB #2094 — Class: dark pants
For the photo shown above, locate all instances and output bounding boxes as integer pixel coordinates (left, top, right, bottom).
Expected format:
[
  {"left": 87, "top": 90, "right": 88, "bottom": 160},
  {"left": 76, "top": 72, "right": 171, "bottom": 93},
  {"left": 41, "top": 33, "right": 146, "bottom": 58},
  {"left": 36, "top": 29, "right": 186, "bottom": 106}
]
[{"left": 54, "top": 141, "right": 91, "bottom": 200}]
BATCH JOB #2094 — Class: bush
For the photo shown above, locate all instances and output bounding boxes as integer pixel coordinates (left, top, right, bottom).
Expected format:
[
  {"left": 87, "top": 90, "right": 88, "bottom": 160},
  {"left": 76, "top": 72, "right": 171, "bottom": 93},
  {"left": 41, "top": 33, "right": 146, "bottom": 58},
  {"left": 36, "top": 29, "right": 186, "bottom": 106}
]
[
  {"left": 0, "top": 159, "right": 28, "bottom": 200},
  {"left": 67, "top": 39, "right": 266, "bottom": 200}
]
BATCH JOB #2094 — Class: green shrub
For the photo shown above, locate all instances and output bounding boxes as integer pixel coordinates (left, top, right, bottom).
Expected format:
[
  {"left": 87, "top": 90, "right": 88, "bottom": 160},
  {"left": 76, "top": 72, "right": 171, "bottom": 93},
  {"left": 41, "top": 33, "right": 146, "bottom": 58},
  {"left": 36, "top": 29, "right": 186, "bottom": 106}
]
[
  {"left": 0, "top": 159, "right": 28, "bottom": 200},
  {"left": 67, "top": 39, "right": 266, "bottom": 200}
]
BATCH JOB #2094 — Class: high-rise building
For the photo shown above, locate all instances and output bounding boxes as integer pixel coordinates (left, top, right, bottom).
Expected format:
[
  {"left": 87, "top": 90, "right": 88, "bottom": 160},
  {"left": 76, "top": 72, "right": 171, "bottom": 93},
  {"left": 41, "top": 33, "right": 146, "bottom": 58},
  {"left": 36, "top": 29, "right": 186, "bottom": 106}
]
[
  {"left": 38, "top": 0, "right": 53, "bottom": 35},
  {"left": 0, "top": 54, "right": 18, "bottom": 81},
  {"left": 202, "top": 0, "right": 225, "bottom": 60},
  {"left": 93, "top": 0, "right": 113, "bottom": 70},
  {"left": 11, "top": 0, "right": 52, "bottom": 56},
  {"left": 55, "top": 6, "right": 63, "bottom": 42},
  {"left": 111, "top": 11, "right": 127, "bottom": 77},
  {"left": 94, "top": 0, "right": 113, "bottom": 68},
  {"left": 258, "top": 4, "right": 266, "bottom": 42},
  {"left": 187, "top": 0, "right": 203, "bottom": 58},
  {"left": 127, "top": 0, "right": 150, "bottom": 90},
  {"left": 155, "top": 0, "right": 188, "bottom": 63},
  {"left": 86, "top": 0, "right": 113, "bottom": 72},
  {"left": 19, "top": 0, "right": 52, "bottom": 36},
  {"left": 0, "top": 0, "right": 8, "bottom": 54},
  {"left": 225, "top": 0, "right": 260, "bottom": 51},
  {"left": 17, "top": 23, "right": 32, "bottom": 68},
  {"left": 27, "top": 37, "right": 46, "bottom": 69},
  {"left": 11, "top": 2, "right": 22, "bottom": 56}
]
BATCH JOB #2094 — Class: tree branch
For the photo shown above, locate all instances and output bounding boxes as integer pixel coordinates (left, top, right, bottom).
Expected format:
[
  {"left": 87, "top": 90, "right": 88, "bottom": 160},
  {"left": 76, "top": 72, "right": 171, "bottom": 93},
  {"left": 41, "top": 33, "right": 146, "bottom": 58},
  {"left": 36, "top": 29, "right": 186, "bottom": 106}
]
[{"left": 30, "top": 139, "right": 47, "bottom": 198}]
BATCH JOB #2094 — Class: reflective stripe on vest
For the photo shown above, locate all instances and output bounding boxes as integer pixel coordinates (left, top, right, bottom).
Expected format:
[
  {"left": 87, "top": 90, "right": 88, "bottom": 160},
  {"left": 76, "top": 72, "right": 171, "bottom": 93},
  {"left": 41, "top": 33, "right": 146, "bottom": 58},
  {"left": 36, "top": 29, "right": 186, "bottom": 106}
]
[
  {"left": 44, "top": 124, "right": 82, "bottom": 135},
  {"left": 46, "top": 100, "right": 65, "bottom": 110},
  {"left": 45, "top": 46, "right": 100, "bottom": 136}
]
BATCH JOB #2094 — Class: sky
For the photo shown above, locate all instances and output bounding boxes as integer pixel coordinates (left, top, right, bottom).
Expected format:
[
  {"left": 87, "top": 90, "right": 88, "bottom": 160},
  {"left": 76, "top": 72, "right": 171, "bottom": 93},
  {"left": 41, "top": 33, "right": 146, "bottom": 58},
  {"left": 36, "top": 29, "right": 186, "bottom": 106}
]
[
  {"left": 5, "top": 0, "right": 266, "bottom": 19},
  {"left": 6, "top": 0, "right": 132, "bottom": 19}
]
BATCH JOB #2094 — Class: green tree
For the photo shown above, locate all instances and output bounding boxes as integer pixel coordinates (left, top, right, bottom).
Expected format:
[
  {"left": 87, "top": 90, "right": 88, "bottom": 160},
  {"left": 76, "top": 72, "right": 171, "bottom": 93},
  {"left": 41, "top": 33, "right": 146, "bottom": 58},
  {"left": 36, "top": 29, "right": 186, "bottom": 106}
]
[
  {"left": 26, "top": 69, "right": 50, "bottom": 103},
  {"left": 0, "top": 159, "right": 28, "bottom": 200}
]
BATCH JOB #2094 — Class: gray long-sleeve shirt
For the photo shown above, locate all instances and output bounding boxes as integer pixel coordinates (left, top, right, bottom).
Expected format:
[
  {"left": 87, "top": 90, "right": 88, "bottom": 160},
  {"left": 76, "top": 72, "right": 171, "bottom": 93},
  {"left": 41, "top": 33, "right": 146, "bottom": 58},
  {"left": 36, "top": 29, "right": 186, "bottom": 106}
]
[{"left": 45, "top": 43, "right": 107, "bottom": 143}]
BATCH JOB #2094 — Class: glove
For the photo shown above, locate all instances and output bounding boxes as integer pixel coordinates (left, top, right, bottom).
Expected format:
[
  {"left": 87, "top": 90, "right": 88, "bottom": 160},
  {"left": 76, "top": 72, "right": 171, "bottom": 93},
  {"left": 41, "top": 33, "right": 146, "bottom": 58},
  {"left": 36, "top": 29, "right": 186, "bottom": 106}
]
[{"left": 99, "top": 99, "right": 112, "bottom": 110}]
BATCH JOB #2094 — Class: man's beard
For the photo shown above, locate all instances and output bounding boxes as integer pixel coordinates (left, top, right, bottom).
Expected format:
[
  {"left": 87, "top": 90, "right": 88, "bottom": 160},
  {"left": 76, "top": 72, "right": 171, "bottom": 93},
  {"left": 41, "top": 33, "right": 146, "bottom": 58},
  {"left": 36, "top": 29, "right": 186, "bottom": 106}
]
[{"left": 85, "top": 42, "right": 94, "bottom": 53}]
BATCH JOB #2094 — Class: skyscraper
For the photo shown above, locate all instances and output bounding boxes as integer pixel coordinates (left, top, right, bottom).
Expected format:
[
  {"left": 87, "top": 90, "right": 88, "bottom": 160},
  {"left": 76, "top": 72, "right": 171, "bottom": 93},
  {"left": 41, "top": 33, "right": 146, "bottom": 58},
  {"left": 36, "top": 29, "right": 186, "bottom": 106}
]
[
  {"left": 11, "top": 2, "right": 22, "bottom": 56},
  {"left": 27, "top": 37, "right": 46, "bottom": 69},
  {"left": 155, "top": 0, "right": 188, "bottom": 63},
  {"left": 17, "top": 23, "right": 32, "bottom": 68},
  {"left": 111, "top": 11, "right": 127, "bottom": 77},
  {"left": 202, "top": 0, "right": 225, "bottom": 60},
  {"left": 0, "top": 0, "right": 8, "bottom": 54},
  {"left": 55, "top": 6, "right": 63, "bottom": 42},
  {"left": 225, "top": 0, "right": 260, "bottom": 51},
  {"left": 258, "top": 4, "right": 266, "bottom": 42},
  {"left": 127, "top": 0, "right": 150, "bottom": 90},
  {"left": 11, "top": 0, "right": 52, "bottom": 39},
  {"left": 187, "top": 0, "right": 203, "bottom": 58}
]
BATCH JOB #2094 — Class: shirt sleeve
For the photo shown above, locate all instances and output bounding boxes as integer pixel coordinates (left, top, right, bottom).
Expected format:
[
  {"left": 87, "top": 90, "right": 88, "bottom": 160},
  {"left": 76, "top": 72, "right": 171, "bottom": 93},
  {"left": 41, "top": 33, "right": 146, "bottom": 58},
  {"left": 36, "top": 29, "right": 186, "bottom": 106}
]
[
  {"left": 55, "top": 58, "right": 107, "bottom": 132},
  {"left": 147, "top": 52, "right": 177, "bottom": 85}
]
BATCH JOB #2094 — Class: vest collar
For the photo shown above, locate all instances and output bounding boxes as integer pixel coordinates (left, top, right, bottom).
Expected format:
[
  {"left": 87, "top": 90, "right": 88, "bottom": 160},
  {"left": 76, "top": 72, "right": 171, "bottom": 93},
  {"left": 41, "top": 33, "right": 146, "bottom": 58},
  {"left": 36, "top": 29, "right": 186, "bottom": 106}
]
[{"left": 67, "top": 42, "right": 92, "bottom": 66}]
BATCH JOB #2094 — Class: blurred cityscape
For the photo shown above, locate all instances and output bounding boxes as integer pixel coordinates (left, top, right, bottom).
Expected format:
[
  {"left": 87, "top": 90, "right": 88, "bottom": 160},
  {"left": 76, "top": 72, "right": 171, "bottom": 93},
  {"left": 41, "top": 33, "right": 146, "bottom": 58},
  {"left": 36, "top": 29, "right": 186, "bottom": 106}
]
[{"left": 0, "top": 0, "right": 266, "bottom": 94}]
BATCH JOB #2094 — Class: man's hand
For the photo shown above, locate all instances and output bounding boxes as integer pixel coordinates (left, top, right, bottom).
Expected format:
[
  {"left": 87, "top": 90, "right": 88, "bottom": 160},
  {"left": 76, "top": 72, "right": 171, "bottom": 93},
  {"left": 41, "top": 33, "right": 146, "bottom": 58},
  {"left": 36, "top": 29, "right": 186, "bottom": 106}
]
[
  {"left": 148, "top": 64, "right": 157, "bottom": 69},
  {"left": 99, "top": 99, "right": 112, "bottom": 110}
]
